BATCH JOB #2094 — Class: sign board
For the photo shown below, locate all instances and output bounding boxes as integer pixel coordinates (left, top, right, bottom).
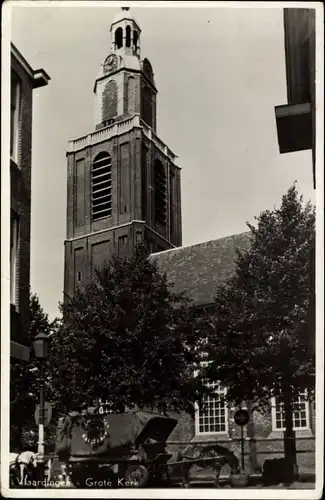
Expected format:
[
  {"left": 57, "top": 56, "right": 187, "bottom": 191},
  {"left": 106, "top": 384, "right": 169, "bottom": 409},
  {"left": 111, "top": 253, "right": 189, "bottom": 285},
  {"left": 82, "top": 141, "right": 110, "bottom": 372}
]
[
  {"left": 96, "top": 403, "right": 114, "bottom": 415},
  {"left": 35, "top": 403, "right": 52, "bottom": 426},
  {"left": 234, "top": 409, "right": 249, "bottom": 427}
]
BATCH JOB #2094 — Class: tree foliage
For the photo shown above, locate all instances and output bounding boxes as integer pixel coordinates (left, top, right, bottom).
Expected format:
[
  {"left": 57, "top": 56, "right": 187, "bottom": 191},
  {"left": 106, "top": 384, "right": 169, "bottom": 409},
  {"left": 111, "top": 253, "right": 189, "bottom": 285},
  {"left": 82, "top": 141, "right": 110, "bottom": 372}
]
[
  {"left": 204, "top": 184, "right": 315, "bottom": 408},
  {"left": 50, "top": 244, "right": 208, "bottom": 415},
  {"left": 10, "top": 292, "right": 58, "bottom": 451}
]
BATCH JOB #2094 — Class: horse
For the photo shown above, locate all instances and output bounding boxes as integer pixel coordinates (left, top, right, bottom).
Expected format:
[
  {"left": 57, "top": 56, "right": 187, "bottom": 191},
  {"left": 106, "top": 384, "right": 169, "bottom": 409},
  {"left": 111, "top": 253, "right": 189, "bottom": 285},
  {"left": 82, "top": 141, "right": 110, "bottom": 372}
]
[
  {"left": 9, "top": 451, "right": 37, "bottom": 486},
  {"left": 172, "top": 443, "right": 240, "bottom": 488}
]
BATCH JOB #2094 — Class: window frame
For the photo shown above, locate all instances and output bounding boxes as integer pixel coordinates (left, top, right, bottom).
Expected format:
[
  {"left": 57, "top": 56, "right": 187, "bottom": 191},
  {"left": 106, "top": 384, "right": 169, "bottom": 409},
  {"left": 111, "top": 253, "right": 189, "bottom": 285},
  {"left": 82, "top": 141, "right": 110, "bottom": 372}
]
[
  {"left": 194, "top": 383, "right": 228, "bottom": 436},
  {"left": 91, "top": 152, "right": 112, "bottom": 222},
  {"left": 194, "top": 363, "right": 229, "bottom": 436},
  {"left": 271, "top": 392, "right": 310, "bottom": 431}
]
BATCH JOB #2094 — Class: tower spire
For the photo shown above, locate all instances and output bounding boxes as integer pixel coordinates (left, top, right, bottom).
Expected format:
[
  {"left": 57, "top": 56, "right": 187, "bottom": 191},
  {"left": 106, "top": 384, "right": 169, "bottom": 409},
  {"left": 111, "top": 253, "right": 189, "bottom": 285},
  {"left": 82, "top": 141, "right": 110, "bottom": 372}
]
[
  {"left": 109, "top": 6, "right": 141, "bottom": 58},
  {"left": 64, "top": 5, "right": 181, "bottom": 299}
]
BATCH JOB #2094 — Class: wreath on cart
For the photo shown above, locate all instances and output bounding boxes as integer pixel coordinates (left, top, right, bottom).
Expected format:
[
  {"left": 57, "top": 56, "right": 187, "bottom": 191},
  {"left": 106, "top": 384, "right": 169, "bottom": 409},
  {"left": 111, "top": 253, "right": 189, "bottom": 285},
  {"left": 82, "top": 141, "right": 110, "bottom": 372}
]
[
  {"left": 81, "top": 414, "right": 110, "bottom": 446},
  {"left": 60, "top": 411, "right": 110, "bottom": 449}
]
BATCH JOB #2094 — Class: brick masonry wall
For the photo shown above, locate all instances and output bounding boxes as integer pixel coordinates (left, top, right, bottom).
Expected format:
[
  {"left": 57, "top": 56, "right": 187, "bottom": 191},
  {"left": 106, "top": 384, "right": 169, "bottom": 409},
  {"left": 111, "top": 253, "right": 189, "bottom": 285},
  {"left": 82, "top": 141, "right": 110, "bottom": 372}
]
[
  {"left": 65, "top": 127, "right": 181, "bottom": 297},
  {"left": 140, "top": 76, "right": 157, "bottom": 133},
  {"left": 165, "top": 403, "right": 316, "bottom": 474},
  {"left": 10, "top": 56, "right": 34, "bottom": 351}
]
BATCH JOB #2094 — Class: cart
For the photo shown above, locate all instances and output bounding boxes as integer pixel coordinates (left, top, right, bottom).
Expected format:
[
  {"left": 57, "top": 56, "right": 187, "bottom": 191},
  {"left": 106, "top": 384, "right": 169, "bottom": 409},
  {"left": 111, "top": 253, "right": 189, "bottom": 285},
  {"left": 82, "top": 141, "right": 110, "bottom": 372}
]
[
  {"left": 56, "top": 408, "right": 178, "bottom": 487},
  {"left": 56, "top": 408, "right": 240, "bottom": 488}
]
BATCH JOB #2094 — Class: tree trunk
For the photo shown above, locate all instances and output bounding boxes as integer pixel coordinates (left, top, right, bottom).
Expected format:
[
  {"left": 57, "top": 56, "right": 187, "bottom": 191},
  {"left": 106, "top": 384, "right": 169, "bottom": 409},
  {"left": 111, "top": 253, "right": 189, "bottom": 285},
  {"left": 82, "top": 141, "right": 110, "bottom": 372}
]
[
  {"left": 283, "top": 384, "right": 298, "bottom": 481},
  {"left": 246, "top": 400, "right": 259, "bottom": 473}
]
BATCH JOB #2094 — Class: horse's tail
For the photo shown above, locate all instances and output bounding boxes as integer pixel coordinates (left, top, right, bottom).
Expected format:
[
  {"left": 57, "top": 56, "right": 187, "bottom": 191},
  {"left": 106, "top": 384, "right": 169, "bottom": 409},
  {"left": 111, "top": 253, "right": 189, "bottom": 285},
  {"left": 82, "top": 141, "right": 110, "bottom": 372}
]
[{"left": 228, "top": 452, "right": 240, "bottom": 473}]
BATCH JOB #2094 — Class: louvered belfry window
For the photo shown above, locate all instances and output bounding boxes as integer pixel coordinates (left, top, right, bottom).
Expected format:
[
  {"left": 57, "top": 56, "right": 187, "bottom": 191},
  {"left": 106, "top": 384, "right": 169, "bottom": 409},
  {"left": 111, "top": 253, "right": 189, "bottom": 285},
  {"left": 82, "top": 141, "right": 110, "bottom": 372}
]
[
  {"left": 91, "top": 152, "right": 112, "bottom": 221},
  {"left": 154, "top": 159, "right": 167, "bottom": 227}
]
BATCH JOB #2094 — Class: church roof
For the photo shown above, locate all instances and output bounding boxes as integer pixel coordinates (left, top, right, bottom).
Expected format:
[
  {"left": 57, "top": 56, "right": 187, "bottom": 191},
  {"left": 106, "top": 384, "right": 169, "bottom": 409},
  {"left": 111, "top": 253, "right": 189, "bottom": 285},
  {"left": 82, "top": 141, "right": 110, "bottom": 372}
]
[{"left": 150, "top": 232, "right": 252, "bottom": 307}]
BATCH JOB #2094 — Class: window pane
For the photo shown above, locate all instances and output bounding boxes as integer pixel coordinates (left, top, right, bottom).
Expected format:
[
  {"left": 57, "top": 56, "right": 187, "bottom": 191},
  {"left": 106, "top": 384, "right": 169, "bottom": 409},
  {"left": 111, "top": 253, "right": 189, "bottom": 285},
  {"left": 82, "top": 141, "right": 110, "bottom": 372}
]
[
  {"left": 274, "top": 393, "right": 308, "bottom": 430},
  {"left": 197, "top": 384, "right": 227, "bottom": 433}
]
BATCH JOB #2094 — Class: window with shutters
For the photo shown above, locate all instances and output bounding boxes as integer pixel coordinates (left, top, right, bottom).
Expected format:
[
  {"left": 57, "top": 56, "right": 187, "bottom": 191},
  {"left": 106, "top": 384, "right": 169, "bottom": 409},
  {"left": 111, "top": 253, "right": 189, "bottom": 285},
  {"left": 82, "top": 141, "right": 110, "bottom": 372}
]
[
  {"left": 91, "top": 152, "right": 112, "bottom": 221},
  {"left": 154, "top": 159, "right": 167, "bottom": 227}
]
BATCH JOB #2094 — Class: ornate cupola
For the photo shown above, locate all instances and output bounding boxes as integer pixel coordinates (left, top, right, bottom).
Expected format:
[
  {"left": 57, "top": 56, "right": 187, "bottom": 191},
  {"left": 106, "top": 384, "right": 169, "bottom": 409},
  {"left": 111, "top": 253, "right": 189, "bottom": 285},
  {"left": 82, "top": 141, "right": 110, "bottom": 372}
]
[
  {"left": 93, "top": 7, "right": 157, "bottom": 132},
  {"left": 110, "top": 6, "right": 141, "bottom": 58}
]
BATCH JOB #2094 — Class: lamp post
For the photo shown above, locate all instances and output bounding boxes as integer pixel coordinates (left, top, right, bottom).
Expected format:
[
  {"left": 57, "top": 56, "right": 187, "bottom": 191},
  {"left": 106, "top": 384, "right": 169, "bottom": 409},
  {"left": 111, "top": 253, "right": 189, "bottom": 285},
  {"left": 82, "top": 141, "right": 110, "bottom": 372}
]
[{"left": 32, "top": 332, "right": 50, "bottom": 484}]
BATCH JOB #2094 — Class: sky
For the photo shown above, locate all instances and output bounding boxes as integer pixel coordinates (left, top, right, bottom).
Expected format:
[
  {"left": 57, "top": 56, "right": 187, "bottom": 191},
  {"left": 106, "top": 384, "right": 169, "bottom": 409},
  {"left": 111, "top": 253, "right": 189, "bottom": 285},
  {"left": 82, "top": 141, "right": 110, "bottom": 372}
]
[{"left": 9, "top": 2, "right": 315, "bottom": 320}]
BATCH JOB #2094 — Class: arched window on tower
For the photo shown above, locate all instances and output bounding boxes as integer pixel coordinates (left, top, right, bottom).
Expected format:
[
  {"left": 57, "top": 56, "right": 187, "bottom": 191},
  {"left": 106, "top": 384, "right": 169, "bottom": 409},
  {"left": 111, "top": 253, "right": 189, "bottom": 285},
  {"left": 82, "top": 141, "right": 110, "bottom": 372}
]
[
  {"left": 133, "top": 30, "right": 139, "bottom": 50},
  {"left": 154, "top": 159, "right": 167, "bottom": 227},
  {"left": 141, "top": 86, "right": 153, "bottom": 127},
  {"left": 126, "top": 25, "right": 131, "bottom": 47},
  {"left": 91, "top": 152, "right": 112, "bottom": 221},
  {"left": 102, "top": 80, "right": 118, "bottom": 123},
  {"left": 127, "top": 77, "right": 136, "bottom": 114},
  {"left": 115, "top": 27, "right": 123, "bottom": 49}
]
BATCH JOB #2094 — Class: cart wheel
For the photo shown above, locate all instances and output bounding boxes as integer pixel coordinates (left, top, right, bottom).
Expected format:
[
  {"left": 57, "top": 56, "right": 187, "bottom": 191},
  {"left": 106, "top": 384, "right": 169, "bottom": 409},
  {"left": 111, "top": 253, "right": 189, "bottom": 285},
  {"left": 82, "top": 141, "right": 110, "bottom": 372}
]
[{"left": 124, "top": 464, "right": 149, "bottom": 488}]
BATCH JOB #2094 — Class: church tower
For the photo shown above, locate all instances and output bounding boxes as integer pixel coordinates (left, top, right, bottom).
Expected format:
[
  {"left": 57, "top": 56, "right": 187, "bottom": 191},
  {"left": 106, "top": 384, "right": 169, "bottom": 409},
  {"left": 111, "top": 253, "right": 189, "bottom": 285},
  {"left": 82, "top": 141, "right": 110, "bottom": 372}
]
[{"left": 64, "top": 7, "right": 182, "bottom": 297}]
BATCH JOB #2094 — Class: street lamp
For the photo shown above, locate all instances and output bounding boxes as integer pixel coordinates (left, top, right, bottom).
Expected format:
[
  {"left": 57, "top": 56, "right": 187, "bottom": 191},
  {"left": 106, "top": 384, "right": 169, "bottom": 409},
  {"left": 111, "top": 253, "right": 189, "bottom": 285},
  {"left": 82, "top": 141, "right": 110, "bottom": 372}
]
[
  {"left": 32, "top": 332, "right": 50, "bottom": 483},
  {"left": 33, "top": 332, "right": 50, "bottom": 359}
]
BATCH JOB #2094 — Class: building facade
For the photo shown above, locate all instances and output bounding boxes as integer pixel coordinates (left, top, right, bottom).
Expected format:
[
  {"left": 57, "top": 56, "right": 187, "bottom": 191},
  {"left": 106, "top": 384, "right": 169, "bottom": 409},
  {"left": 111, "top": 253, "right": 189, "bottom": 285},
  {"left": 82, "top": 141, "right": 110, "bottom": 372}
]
[
  {"left": 64, "top": 7, "right": 182, "bottom": 299},
  {"left": 275, "top": 8, "right": 316, "bottom": 188},
  {"left": 10, "top": 44, "right": 50, "bottom": 361},
  {"left": 63, "top": 7, "right": 315, "bottom": 474},
  {"left": 274, "top": 7, "right": 316, "bottom": 368},
  {"left": 150, "top": 236, "right": 315, "bottom": 473}
]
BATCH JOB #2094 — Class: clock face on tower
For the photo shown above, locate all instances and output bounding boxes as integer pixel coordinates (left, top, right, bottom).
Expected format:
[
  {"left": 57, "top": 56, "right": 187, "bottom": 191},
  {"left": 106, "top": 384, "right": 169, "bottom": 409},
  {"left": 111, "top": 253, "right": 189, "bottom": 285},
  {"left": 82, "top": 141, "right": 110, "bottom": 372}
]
[{"left": 104, "top": 54, "right": 118, "bottom": 74}]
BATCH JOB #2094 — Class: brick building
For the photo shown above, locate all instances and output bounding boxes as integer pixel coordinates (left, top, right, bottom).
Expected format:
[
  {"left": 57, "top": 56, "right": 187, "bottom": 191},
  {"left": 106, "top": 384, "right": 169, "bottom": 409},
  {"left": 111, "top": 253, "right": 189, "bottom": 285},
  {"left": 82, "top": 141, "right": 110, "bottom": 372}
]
[
  {"left": 274, "top": 7, "right": 316, "bottom": 359},
  {"left": 151, "top": 236, "right": 315, "bottom": 474},
  {"left": 10, "top": 44, "right": 50, "bottom": 361},
  {"left": 275, "top": 8, "right": 316, "bottom": 188},
  {"left": 64, "top": 7, "right": 181, "bottom": 298},
  {"left": 64, "top": 8, "right": 315, "bottom": 474}
]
